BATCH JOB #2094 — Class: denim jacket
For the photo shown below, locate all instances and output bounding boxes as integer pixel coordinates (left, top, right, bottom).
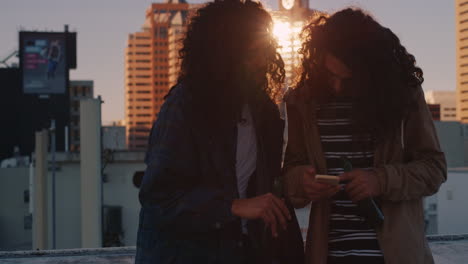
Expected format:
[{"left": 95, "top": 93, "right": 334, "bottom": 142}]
[{"left": 135, "top": 83, "right": 304, "bottom": 264}]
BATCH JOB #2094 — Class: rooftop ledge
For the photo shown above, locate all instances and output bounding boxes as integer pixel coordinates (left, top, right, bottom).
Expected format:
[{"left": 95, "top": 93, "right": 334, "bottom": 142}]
[{"left": 1, "top": 235, "right": 467, "bottom": 264}]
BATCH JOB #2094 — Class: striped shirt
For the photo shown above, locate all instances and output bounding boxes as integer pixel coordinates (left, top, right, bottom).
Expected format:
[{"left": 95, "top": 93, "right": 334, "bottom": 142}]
[{"left": 316, "top": 98, "right": 384, "bottom": 264}]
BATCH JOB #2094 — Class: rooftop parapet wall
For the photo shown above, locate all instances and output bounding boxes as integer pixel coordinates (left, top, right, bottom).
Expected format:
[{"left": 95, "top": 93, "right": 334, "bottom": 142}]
[{"left": 1, "top": 235, "right": 468, "bottom": 264}]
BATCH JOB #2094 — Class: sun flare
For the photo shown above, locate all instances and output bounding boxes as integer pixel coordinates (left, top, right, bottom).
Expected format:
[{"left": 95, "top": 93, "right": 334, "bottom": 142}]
[{"left": 272, "top": 17, "right": 304, "bottom": 84}]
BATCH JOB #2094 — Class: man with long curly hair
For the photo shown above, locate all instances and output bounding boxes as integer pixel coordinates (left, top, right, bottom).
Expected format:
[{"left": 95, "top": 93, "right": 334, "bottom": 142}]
[
  {"left": 135, "top": 0, "right": 304, "bottom": 263},
  {"left": 283, "top": 8, "right": 447, "bottom": 264}
]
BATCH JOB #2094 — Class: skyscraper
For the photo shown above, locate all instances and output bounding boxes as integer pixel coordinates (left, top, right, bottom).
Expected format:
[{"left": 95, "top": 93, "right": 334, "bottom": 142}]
[
  {"left": 125, "top": 0, "right": 189, "bottom": 150},
  {"left": 456, "top": 0, "right": 468, "bottom": 122},
  {"left": 272, "top": 0, "right": 321, "bottom": 88}
]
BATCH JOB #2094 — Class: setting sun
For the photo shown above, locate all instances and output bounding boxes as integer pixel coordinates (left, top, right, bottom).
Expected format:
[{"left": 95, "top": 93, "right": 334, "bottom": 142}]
[{"left": 272, "top": 17, "right": 304, "bottom": 84}]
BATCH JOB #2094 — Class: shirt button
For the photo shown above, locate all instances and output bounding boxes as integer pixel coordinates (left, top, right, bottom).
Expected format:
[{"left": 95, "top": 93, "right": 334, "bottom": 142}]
[
  {"left": 238, "top": 241, "right": 243, "bottom": 247},
  {"left": 215, "top": 222, "right": 221, "bottom": 229}
]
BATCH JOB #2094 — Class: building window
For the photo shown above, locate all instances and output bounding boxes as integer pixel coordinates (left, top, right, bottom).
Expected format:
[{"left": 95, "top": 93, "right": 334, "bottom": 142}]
[
  {"left": 135, "top": 83, "right": 151, "bottom": 86},
  {"left": 136, "top": 60, "right": 151, "bottom": 63},
  {"left": 136, "top": 98, "right": 151, "bottom": 102},
  {"left": 136, "top": 67, "right": 150, "bottom": 71},
  {"left": 159, "top": 27, "right": 168, "bottom": 39}
]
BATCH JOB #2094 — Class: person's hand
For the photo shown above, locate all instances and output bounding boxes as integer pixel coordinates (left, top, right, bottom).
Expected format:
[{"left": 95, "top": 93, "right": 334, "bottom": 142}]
[
  {"left": 339, "top": 169, "right": 381, "bottom": 203},
  {"left": 302, "top": 166, "right": 340, "bottom": 201},
  {"left": 231, "top": 193, "right": 291, "bottom": 237}
]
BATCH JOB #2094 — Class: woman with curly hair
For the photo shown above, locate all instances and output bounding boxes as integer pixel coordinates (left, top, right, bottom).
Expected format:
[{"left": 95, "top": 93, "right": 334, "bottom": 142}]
[
  {"left": 135, "top": 0, "right": 304, "bottom": 263},
  {"left": 283, "top": 8, "right": 446, "bottom": 264}
]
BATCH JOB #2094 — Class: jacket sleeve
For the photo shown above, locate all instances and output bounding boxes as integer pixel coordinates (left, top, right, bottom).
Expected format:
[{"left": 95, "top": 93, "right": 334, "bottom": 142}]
[
  {"left": 138, "top": 89, "right": 237, "bottom": 232},
  {"left": 282, "top": 101, "right": 312, "bottom": 208},
  {"left": 374, "top": 86, "right": 447, "bottom": 201}
]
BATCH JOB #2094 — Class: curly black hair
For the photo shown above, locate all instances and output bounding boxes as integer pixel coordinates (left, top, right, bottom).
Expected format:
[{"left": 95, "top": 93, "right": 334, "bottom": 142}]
[
  {"left": 177, "top": 0, "right": 285, "bottom": 121},
  {"left": 296, "top": 8, "right": 423, "bottom": 137}
]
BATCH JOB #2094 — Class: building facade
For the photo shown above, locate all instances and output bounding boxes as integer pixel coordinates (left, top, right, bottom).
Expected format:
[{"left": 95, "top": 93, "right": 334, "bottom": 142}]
[
  {"left": 425, "top": 90, "right": 456, "bottom": 121},
  {"left": 102, "top": 126, "right": 126, "bottom": 150},
  {"left": 125, "top": 0, "right": 189, "bottom": 150},
  {"left": 272, "top": 0, "right": 321, "bottom": 88},
  {"left": 456, "top": 0, "right": 468, "bottom": 122},
  {"left": 427, "top": 103, "right": 441, "bottom": 121},
  {"left": 69, "top": 80, "right": 94, "bottom": 152}
]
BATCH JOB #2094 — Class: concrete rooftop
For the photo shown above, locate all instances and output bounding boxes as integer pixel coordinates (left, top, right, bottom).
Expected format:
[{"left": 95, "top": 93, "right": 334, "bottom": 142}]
[{"left": 1, "top": 235, "right": 467, "bottom": 264}]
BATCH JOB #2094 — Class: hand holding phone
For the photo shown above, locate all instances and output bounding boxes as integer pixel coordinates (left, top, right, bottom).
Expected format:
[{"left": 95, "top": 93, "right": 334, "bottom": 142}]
[{"left": 315, "top": 174, "right": 340, "bottom": 186}]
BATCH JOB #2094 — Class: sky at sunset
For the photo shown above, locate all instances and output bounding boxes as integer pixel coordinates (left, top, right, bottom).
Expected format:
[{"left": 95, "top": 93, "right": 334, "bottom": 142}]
[{"left": 0, "top": 0, "right": 455, "bottom": 124}]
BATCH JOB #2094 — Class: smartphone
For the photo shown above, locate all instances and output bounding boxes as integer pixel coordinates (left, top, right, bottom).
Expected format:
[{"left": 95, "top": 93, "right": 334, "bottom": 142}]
[{"left": 315, "top": 174, "right": 340, "bottom": 185}]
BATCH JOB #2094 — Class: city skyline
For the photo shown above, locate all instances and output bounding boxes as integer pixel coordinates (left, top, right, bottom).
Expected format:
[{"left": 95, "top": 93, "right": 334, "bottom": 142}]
[{"left": 0, "top": 0, "right": 455, "bottom": 124}]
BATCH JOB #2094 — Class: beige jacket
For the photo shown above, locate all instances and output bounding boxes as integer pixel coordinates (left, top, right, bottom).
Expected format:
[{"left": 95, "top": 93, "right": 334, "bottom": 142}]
[{"left": 282, "top": 86, "right": 447, "bottom": 264}]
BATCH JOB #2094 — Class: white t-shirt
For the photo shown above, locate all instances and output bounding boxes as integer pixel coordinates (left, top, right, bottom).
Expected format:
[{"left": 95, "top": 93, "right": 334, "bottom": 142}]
[{"left": 236, "top": 104, "right": 257, "bottom": 233}]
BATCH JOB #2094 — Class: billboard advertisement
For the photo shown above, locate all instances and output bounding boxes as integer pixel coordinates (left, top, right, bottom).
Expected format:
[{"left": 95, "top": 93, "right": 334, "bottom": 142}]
[{"left": 20, "top": 32, "right": 67, "bottom": 94}]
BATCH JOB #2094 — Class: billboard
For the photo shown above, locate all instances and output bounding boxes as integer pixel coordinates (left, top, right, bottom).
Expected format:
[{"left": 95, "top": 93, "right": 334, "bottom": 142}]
[{"left": 20, "top": 32, "right": 67, "bottom": 94}]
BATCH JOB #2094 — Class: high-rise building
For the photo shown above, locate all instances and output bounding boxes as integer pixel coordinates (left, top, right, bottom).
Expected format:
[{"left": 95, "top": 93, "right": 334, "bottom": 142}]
[
  {"left": 456, "top": 0, "right": 468, "bottom": 122},
  {"left": 425, "top": 90, "right": 457, "bottom": 121},
  {"left": 69, "top": 80, "right": 94, "bottom": 152},
  {"left": 272, "top": 0, "right": 321, "bottom": 88},
  {"left": 125, "top": 0, "right": 190, "bottom": 150}
]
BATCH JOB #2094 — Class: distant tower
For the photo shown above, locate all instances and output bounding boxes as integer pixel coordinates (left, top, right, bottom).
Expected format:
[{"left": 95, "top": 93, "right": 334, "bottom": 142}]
[
  {"left": 125, "top": 0, "right": 190, "bottom": 150},
  {"left": 456, "top": 0, "right": 468, "bottom": 122},
  {"left": 279, "top": 0, "right": 309, "bottom": 11},
  {"left": 273, "top": 0, "right": 320, "bottom": 87}
]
